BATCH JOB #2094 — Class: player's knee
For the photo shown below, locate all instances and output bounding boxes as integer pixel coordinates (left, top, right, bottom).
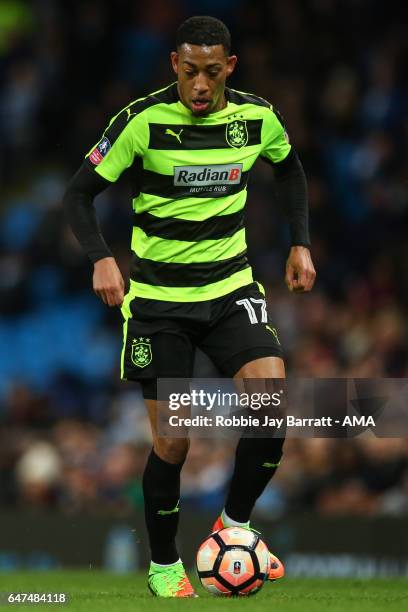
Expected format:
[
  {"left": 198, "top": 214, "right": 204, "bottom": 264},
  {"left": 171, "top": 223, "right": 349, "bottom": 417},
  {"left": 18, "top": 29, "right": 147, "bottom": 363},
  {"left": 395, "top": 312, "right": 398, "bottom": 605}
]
[{"left": 154, "top": 437, "right": 190, "bottom": 464}]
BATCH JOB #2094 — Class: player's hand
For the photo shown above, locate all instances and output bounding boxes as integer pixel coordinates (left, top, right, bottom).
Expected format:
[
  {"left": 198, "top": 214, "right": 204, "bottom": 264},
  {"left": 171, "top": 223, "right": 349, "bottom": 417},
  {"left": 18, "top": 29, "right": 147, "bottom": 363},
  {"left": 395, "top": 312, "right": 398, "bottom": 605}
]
[
  {"left": 93, "top": 257, "right": 125, "bottom": 306},
  {"left": 285, "top": 246, "right": 316, "bottom": 293}
]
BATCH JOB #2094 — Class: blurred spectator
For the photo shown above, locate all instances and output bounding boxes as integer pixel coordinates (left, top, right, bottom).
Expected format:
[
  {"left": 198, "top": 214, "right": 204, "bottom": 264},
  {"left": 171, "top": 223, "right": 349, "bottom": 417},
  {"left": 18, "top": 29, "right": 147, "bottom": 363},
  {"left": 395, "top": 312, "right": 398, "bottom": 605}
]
[{"left": 15, "top": 440, "right": 62, "bottom": 507}]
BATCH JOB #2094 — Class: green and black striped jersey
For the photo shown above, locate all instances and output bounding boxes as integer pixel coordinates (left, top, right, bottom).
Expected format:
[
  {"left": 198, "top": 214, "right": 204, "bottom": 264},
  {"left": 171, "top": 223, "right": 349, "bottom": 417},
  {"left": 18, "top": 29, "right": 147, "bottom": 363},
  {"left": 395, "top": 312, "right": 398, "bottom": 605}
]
[{"left": 85, "top": 82, "right": 291, "bottom": 303}]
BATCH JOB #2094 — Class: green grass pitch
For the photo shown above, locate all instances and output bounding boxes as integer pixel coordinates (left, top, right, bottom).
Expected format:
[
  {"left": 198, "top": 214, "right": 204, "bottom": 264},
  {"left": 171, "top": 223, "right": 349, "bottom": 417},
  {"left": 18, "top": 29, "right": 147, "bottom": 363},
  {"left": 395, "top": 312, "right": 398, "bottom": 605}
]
[{"left": 2, "top": 571, "right": 407, "bottom": 611}]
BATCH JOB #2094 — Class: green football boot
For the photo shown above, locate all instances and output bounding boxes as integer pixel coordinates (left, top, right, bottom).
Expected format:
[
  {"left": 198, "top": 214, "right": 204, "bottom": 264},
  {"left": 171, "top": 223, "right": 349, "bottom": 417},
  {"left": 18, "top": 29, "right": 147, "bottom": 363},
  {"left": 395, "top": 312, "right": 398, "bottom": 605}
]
[{"left": 148, "top": 560, "right": 197, "bottom": 597}]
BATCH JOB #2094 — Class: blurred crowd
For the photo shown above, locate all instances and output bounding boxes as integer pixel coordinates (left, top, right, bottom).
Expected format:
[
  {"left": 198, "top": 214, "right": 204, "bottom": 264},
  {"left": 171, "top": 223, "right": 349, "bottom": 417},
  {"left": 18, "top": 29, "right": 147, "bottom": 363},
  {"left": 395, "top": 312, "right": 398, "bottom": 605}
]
[
  {"left": 0, "top": 0, "right": 407, "bottom": 515},
  {"left": 1, "top": 390, "right": 408, "bottom": 517}
]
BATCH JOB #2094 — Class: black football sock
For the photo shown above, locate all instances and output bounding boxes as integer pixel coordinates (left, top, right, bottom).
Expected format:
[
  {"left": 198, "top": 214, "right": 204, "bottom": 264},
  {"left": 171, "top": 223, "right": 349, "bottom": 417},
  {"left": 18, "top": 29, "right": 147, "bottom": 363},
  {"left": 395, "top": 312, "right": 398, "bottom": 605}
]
[
  {"left": 224, "top": 436, "right": 285, "bottom": 523},
  {"left": 142, "top": 449, "right": 184, "bottom": 565}
]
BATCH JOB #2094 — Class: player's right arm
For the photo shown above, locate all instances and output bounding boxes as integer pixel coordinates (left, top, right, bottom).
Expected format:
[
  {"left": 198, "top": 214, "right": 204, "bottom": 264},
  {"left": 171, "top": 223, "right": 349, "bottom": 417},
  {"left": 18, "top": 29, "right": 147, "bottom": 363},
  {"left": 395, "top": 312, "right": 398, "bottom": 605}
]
[
  {"left": 63, "top": 164, "right": 125, "bottom": 306},
  {"left": 63, "top": 106, "right": 148, "bottom": 306}
]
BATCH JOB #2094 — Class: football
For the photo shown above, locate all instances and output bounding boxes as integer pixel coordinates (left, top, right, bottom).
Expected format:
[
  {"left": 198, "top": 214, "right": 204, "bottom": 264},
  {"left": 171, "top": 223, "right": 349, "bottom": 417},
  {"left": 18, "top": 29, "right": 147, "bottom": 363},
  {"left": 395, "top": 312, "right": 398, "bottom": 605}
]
[{"left": 196, "top": 527, "right": 271, "bottom": 596}]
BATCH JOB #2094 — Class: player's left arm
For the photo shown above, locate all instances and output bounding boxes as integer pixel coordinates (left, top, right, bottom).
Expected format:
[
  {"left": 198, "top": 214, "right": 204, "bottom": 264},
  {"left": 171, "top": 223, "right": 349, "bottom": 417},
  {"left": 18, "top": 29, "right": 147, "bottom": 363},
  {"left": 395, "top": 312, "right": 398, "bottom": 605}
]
[
  {"left": 274, "top": 149, "right": 316, "bottom": 293},
  {"left": 261, "top": 107, "right": 316, "bottom": 293}
]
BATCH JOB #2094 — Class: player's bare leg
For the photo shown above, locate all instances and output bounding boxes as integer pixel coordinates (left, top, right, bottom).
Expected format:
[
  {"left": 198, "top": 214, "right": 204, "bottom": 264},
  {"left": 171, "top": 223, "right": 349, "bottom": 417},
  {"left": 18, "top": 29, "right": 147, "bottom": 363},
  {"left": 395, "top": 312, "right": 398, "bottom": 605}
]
[
  {"left": 143, "top": 399, "right": 196, "bottom": 597},
  {"left": 234, "top": 355, "right": 285, "bottom": 378},
  {"left": 146, "top": 399, "right": 190, "bottom": 464},
  {"left": 212, "top": 357, "right": 286, "bottom": 581}
]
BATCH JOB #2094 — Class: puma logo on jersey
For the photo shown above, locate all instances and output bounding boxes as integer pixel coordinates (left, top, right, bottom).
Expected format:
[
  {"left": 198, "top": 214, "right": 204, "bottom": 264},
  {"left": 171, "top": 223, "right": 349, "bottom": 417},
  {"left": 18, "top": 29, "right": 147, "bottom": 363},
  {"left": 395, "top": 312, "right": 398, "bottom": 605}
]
[
  {"left": 165, "top": 128, "right": 183, "bottom": 143},
  {"left": 126, "top": 108, "right": 137, "bottom": 121}
]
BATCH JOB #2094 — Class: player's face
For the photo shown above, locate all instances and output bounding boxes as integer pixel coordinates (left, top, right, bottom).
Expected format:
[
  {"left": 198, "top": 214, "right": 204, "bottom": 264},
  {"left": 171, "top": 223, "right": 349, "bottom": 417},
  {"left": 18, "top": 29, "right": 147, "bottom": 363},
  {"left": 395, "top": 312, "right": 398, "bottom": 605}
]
[{"left": 171, "top": 44, "right": 237, "bottom": 116}]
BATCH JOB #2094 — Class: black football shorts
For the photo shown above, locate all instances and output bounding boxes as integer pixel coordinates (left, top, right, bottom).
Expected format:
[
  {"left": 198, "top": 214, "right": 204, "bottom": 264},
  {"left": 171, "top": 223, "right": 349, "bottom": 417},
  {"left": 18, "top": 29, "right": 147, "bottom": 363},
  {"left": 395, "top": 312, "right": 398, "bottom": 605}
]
[{"left": 121, "top": 282, "right": 283, "bottom": 399}]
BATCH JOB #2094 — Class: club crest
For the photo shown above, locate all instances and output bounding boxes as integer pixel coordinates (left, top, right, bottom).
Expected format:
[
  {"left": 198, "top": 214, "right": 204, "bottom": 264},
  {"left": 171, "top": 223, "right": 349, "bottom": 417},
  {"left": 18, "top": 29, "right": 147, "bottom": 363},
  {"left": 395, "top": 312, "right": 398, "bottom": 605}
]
[
  {"left": 131, "top": 337, "right": 152, "bottom": 368},
  {"left": 226, "top": 119, "right": 248, "bottom": 148}
]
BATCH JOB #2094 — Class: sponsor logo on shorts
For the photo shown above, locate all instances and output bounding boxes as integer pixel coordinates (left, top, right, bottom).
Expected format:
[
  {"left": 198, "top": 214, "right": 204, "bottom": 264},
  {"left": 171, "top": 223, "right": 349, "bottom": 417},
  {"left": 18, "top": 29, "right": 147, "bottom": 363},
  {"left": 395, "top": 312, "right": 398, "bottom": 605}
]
[
  {"left": 89, "top": 136, "right": 111, "bottom": 165},
  {"left": 131, "top": 337, "right": 152, "bottom": 368},
  {"left": 174, "top": 163, "right": 243, "bottom": 194},
  {"left": 266, "top": 325, "right": 280, "bottom": 345}
]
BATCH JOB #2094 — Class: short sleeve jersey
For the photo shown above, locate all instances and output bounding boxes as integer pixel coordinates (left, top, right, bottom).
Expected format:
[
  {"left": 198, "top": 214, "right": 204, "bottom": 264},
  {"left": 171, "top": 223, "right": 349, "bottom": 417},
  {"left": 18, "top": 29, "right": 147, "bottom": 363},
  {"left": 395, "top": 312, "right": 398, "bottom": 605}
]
[{"left": 85, "top": 83, "right": 291, "bottom": 302}]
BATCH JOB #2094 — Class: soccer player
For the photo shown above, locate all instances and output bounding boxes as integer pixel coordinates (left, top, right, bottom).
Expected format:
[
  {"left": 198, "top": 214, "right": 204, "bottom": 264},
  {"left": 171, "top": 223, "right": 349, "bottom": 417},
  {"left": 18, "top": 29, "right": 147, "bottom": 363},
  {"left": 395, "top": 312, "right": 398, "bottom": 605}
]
[{"left": 63, "top": 16, "right": 315, "bottom": 597}]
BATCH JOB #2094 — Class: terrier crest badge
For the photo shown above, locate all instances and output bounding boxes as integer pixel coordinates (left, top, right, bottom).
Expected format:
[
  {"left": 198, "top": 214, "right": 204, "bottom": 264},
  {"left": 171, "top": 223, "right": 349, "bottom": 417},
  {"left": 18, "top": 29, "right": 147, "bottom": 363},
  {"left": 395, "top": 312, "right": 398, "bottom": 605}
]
[
  {"left": 131, "top": 337, "right": 152, "bottom": 368},
  {"left": 226, "top": 119, "right": 248, "bottom": 148}
]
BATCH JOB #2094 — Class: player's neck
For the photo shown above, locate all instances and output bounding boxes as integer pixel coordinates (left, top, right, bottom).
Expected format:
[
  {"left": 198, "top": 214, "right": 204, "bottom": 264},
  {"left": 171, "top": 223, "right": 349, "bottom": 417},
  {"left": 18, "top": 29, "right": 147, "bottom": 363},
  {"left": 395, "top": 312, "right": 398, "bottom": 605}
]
[{"left": 213, "top": 93, "right": 228, "bottom": 113}]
